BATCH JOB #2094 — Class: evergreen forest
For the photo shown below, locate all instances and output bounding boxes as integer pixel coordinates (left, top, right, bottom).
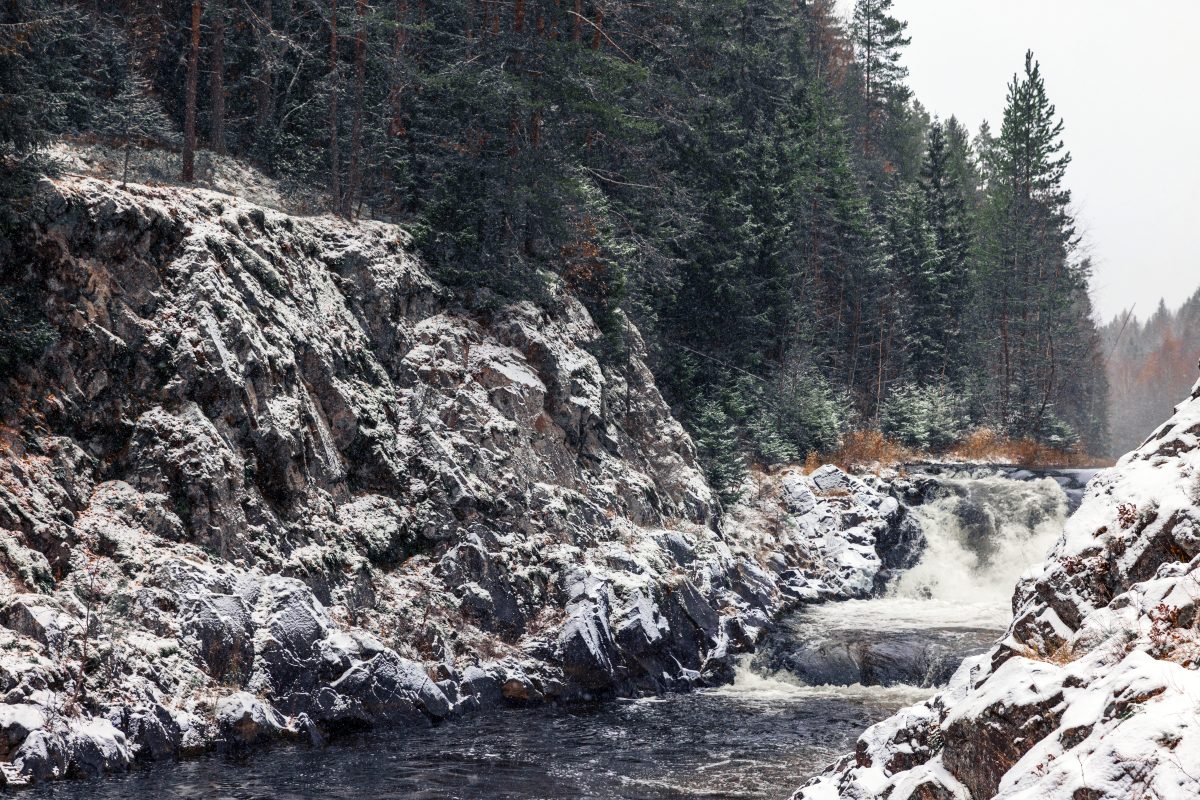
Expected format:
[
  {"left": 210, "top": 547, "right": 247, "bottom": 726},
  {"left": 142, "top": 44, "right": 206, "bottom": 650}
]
[{"left": 1, "top": 0, "right": 1111, "bottom": 501}]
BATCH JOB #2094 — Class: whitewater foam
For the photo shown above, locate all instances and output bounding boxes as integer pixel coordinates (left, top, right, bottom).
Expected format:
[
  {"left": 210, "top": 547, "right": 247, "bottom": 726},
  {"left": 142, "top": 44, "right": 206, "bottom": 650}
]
[
  {"left": 892, "top": 475, "right": 1068, "bottom": 607},
  {"left": 710, "top": 658, "right": 936, "bottom": 708}
]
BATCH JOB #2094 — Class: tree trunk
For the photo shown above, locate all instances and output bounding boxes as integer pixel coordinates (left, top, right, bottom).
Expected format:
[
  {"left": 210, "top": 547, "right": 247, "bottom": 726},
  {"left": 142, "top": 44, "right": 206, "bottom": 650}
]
[
  {"left": 210, "top": 0, "right": 227, "bottom": 155},
  {"left": 182, "top": 0, "right": 201, "bottom": 183},
  {"left": 389, "top": 0, "right": 408, "bottom": 136},
  {"left": 572, "top": 0, "right": 581, "bottom": 41},
  {"left": 344, "top": 0, "right": 367, "bottom": 218},
  {"left": 256, "top": 0, "right": 275, "bottom": 133},
  {"left": 590, "top": 3, "right": 603, "bottom": 50},
  {"left": 328, "top": 0, "right": 341, "bottom": 211},
  {"left": 514, "top": 0, "right": 524, "bottom": 32}
]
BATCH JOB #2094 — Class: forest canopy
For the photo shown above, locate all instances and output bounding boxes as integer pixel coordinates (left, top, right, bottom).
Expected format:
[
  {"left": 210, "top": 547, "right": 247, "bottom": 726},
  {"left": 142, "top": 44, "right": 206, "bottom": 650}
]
[{"left": 0, "top": 0, "right": 1110, "bottom": 500}]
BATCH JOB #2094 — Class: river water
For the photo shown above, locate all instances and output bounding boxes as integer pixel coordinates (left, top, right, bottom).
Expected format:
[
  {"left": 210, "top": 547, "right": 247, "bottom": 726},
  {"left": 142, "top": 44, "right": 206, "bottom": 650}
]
[{"left": 27, "top": 473, "right": 1074, "bottom": 800}]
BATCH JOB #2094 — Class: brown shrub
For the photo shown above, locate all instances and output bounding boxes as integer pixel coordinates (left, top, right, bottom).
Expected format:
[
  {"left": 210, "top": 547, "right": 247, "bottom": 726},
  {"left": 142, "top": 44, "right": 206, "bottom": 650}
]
[
  {"left": 821, "top": 430, "right": 914, "bottom": 473},
  {"left": 945, "top": 428, "right": 1112, "bottom": 469},
  {"left": 948, "top": 427, "right": 1005, "bottom": 461},
  {"left": 801, "top": 426, "right": 1113, "bottom": 473}
]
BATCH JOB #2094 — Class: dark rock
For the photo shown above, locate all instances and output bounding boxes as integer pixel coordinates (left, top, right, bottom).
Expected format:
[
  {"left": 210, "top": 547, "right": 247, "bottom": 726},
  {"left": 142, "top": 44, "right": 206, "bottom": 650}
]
[{"left": 217, "top": 693, "right": 291, "bottom": 748}]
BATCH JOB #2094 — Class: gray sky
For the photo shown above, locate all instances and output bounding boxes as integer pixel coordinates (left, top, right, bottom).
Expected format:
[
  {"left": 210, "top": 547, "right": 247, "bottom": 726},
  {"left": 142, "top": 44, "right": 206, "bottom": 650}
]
[{"left": 839, "top": 0, "right": 1200, "bottom": 322}]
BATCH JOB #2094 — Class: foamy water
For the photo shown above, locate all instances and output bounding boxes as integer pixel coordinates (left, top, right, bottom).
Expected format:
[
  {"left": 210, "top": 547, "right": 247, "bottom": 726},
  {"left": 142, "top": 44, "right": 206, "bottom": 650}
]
[
  {"left": 712, "top": 658, "right": 937, "bottom": 708},
  {"left": 893, "top": 475, "right": 1068, "bottom": 609},
  {"left": 748, "top": 473, "right": 1072, "bottom": 693}
]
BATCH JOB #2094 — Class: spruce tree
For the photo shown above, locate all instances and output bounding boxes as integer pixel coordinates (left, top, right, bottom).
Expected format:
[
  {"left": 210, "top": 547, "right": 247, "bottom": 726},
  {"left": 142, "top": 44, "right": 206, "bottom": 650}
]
[
  {"left": 690, "top": 397, "right": 746, "bottom": 507},
  {"left": 882, "top": 185, "right": 942, "bottom": 384},
  {"left": 977, "top": 50, "right": 1106, "bottom": 450},
  {"left": 919, "top": 119, "right": 975, "bottom": 382}
]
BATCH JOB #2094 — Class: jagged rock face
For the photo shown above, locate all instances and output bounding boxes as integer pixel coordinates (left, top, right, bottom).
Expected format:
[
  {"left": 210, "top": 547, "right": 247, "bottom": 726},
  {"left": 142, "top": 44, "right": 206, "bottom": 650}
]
[
  {"left": 795, "top": 382, "right": 1200, "bottom": 800},
  {"left": 0, "top": 176, "right": 920, "bottom": 785}
]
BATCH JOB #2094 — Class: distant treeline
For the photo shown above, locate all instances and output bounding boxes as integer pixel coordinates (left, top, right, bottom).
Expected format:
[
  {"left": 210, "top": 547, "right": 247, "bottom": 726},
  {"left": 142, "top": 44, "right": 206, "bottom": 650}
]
[
  {"left": 1, "top": 0, "right": 1109, "bottom": 500},
  {"left": 1104, "top": 293, "right": 1200, "bottom": 458}
]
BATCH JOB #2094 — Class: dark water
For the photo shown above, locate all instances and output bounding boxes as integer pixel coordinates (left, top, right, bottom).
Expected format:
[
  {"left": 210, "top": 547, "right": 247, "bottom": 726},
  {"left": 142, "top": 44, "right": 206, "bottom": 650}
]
[
  {"left": 26, "top": 683, "right": 915, "bottom": 800},
  {"left": 28, "top": 473, "right": 1069, "bottom": 800}
]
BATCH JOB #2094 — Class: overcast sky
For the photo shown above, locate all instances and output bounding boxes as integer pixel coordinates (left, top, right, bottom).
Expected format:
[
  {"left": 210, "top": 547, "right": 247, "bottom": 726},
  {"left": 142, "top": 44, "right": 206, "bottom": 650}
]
[{"left": 837, "top": 0, "right": 1200, "bottom": 322}]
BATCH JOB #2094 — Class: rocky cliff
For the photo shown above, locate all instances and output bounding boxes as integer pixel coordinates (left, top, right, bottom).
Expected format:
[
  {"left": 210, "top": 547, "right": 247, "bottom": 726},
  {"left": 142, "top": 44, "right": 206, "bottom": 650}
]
[
  {"left": 0, "top": 174, "right": 921, "bottom": 785},
  {"left": 796, "top": 382, "right": 1200, "bottom": 799}
]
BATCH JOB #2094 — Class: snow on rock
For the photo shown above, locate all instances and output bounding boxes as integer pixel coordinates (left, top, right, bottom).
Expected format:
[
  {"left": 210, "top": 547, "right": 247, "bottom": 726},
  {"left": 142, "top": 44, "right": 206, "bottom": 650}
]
[
  {"left": 215, "top": 692, "right": 292, "bottom": 747},
  {"left": 0, "top": 173, "right": 922, "bottom": 784},
  {"left": 795, "top": 379, "right": 1200, "bottom": 800},
  {"left": 725, "top": 465, "right": 926, "bottom": 606}
]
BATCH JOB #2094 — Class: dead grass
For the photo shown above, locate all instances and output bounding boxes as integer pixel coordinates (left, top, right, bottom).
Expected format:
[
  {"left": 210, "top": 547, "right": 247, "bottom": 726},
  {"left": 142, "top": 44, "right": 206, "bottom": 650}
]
[
  {"left": 806, "top": 430, "right": 915, "bottom": 474},
  {"left": 801, "top": 426, "right": 1114, "bottom": 473},
  {"left": 945, "top": 427, "right": 1113, "bottom": 469},
  {"left": 1018, "top": 642, "right": 1078, "bottom": 666}
]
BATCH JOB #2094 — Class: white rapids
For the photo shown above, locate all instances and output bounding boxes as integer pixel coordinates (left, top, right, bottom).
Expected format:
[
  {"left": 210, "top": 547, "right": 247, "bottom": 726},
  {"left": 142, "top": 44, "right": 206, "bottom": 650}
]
[
  {"left": 740, "top": 473, "right": 1073, "bottom": 698},
  {"left": 895, "top": 475, "right": 1069, "bottom": 609}
]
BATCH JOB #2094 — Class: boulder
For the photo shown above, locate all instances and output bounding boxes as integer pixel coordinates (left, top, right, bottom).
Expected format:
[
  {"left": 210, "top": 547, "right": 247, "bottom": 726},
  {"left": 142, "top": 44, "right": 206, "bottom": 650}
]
[{"left": 216, "top": 692, "right": 290, "bottom": 748}]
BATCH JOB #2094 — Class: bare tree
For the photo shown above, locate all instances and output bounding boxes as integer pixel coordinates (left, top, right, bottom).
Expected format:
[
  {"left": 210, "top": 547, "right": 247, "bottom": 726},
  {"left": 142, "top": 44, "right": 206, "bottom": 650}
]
[
  {"left": 328, "top": 0, "right": 341, "bottom": 211},
  {"left": 210, "top": 0, "right": 227, "bottom": 154},
  {"left": 182, "top": 0, "right": 202, "bottom": 182}
]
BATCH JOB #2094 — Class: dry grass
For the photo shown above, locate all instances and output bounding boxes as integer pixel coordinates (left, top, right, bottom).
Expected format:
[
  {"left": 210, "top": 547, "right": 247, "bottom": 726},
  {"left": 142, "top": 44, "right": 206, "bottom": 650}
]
[
  {"left": 801, "top": 426, "right": 1114, "bottom": 473},
  {"left": 806, "top": 430, "right": 915, "bottom": 473},
  {"left": 945, "top": 427, "right": 1112, "bottom": 469},
  {"left": 1019, "top": 642, "right": 1078, "bottom": 666}
]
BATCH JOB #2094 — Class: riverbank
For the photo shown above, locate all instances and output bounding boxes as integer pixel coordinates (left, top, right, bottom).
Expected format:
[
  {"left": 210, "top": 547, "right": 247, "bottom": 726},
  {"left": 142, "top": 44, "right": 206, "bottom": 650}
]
[
  {"left": 0, "top": 173, "right": 925, "bottom": 788},
  {"left": 15, "top": 466, "right": 1077, "bottom": 798}
]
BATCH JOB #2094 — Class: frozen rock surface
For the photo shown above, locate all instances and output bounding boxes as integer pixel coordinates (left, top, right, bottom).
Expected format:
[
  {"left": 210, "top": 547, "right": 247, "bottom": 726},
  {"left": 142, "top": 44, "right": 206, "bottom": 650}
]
[
  {"left": 795, "top": 382, "right": 1200, "bottom": 800},
  {"left": 0, "top": 175, "right": 919, "bottom": 784}
]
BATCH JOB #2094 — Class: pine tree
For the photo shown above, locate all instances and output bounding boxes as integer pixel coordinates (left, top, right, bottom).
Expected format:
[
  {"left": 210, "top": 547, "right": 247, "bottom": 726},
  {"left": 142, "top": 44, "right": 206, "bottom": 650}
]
[
  {"left": 849, "top": 0, "right": 911, "bottom": 173},
  {"left": 181, "top": 0, "right": 201, "bottom": 182},
  {"left": 977, "top": 50, "right": 1106, "bottom": 449},
  {"left": 918, "top": 118, "right": 975, "bottom": 381},
  {"left": 850, "top": 0, "right": 911, "bottom": 111}
]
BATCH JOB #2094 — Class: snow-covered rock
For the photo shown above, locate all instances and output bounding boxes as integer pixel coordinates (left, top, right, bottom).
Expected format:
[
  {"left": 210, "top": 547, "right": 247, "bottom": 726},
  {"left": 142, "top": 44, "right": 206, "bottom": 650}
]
[
  {"left": 0, "top": 173, "right": 922, "bottom": 784},
  {"left": 795, "top": 380, "right": 1200, "bottom": 800}
]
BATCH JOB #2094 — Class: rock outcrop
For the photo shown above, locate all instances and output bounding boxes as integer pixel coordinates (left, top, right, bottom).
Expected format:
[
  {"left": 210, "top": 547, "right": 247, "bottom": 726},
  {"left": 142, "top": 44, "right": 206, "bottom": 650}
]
[
  {"left": 795, "top": 382, "right": 1200, "bottom": 800},
  {"left": 0, "top": 174, "right": 921, "bottom": 785}
]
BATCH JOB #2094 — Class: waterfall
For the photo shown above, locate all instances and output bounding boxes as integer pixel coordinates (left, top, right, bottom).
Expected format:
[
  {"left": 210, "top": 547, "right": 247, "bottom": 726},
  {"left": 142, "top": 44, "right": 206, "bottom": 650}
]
[
  {"left": 750, "top": 472, "right": 1072, "bottom": 689},
  {"left": 892, "top": 475, "right": 1069, "bottom": 607}
]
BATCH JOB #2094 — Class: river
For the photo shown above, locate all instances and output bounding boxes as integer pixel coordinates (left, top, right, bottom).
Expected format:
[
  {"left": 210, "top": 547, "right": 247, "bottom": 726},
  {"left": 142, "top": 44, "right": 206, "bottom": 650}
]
[{"left": 27, "top": 471, "right": 1080, "bottom": 800}]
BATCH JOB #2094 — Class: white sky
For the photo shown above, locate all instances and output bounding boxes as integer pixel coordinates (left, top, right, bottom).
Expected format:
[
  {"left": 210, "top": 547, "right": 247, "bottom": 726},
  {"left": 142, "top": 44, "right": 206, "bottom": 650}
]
[{"left": 838, "top": 0, "right": 1200, "bottom": 322}]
